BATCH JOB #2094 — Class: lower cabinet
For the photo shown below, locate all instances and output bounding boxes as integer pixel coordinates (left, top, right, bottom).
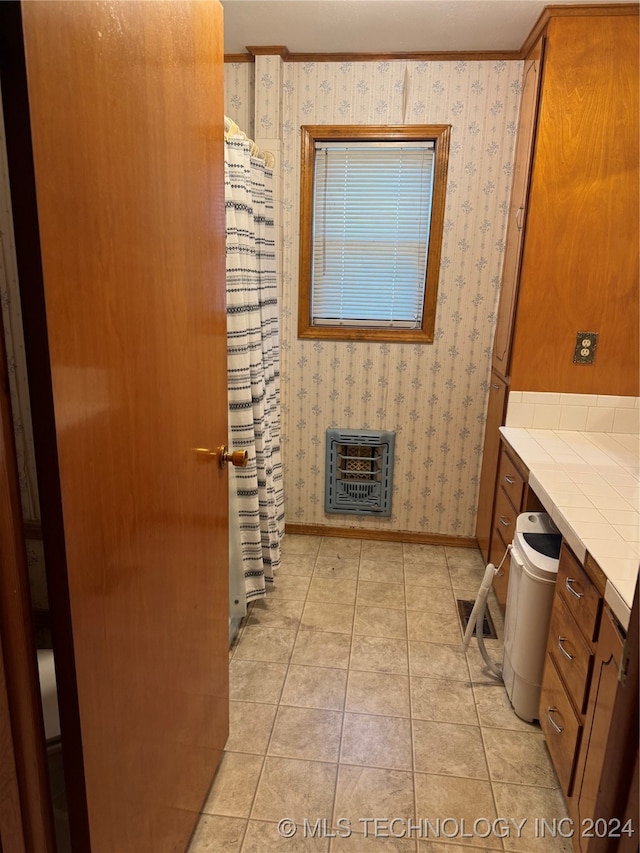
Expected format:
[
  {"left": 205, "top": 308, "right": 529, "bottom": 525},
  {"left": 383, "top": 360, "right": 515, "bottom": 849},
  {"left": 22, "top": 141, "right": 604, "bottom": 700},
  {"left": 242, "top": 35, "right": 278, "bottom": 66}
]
[
  {"left": 539, "top": 544, "right": 601, "bottom": 801},
  {"left": 539, "top": 545, "right": 638, "bottom": 852}
]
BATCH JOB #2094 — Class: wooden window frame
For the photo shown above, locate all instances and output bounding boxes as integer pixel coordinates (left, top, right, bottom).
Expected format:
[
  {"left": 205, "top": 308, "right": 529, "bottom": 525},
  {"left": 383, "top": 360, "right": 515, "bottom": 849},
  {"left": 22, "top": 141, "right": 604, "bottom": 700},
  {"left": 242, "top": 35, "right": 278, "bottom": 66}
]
[{"left": 298, "top": 124, "right": 451, "bottom": 343}]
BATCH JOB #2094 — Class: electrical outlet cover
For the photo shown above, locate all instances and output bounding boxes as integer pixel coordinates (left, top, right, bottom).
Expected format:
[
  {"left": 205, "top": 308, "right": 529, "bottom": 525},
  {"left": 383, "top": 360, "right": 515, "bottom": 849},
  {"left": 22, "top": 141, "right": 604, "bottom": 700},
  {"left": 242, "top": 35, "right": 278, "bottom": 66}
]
[{"left": 573, "top": 332, "right": 598, "bottom": 364}]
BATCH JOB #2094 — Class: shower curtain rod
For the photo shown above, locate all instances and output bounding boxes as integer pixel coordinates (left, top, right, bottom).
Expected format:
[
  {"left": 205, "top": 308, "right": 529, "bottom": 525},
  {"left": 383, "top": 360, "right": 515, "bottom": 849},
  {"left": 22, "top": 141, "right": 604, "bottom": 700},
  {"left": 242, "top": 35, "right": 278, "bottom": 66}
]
[{"left": 224, "top": 116, "right": 275, "bottom": 167}]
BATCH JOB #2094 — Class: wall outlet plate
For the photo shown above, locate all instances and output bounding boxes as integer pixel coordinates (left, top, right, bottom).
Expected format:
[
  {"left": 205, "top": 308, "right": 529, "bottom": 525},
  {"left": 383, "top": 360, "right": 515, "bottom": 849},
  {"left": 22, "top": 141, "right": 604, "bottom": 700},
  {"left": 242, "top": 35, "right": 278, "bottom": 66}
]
[{"left": 573, "top": 332, "right": 598, "bottom": 364}]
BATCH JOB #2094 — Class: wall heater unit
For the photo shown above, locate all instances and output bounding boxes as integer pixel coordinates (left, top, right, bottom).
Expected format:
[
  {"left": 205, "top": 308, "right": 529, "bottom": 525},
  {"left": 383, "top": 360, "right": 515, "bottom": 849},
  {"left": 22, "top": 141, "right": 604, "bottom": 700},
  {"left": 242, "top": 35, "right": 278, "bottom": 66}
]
[{"left": 325, "top": 428, "right": 395, "bottom": 516}]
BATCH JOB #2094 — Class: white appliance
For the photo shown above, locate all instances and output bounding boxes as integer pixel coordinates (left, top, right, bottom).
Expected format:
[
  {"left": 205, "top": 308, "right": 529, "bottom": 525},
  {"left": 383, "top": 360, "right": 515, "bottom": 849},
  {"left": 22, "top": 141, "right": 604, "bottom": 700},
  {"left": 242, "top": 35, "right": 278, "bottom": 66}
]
[{"left": 502, "top": 512, "right": 561, "bottom": 722}]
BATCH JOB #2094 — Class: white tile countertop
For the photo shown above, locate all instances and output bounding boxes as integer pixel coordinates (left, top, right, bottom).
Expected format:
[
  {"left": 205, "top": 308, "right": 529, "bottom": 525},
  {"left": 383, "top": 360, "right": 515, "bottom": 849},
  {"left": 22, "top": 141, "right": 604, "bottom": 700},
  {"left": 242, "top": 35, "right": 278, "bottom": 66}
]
[{"left": 499, "top": 426, "right": 640, "bottom": 630}]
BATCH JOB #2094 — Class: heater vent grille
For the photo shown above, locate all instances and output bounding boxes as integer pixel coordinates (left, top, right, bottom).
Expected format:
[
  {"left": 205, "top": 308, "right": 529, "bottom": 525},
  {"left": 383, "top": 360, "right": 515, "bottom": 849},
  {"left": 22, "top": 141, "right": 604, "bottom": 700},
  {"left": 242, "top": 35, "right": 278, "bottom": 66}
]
[{"left": 325, "top": 429, "right": 395, "bottom": 516}]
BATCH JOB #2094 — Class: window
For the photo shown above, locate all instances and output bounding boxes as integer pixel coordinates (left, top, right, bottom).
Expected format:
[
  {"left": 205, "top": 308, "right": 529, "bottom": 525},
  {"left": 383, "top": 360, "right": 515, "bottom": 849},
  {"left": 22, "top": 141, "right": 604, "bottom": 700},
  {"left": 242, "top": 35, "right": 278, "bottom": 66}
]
[{"left": 298, "top": 124, "right": 450, "bottom": 343}]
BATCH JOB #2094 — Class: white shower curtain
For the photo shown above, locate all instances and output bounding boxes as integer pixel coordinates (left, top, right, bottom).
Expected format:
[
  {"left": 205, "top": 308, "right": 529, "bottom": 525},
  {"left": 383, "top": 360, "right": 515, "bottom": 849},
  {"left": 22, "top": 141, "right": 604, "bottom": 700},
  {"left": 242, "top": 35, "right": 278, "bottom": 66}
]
[{"left": 225, "top": 121, "right": 284, "bottom": 602}]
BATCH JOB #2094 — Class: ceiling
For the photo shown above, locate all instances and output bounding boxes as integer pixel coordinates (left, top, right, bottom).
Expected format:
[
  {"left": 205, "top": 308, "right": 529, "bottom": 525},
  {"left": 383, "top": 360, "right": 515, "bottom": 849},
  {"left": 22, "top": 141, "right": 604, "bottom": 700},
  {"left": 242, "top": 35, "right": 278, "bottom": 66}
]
[{"left": 221, "top": 0, "right": 629, "bottom": 55}]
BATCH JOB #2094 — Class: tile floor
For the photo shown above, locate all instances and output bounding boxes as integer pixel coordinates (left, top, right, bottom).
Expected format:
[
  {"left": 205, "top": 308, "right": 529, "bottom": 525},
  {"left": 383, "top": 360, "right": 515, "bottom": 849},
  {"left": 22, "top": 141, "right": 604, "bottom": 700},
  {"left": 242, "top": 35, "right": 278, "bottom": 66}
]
[{"left": 188, "top": 534, "right": 572, "bottom": 853}]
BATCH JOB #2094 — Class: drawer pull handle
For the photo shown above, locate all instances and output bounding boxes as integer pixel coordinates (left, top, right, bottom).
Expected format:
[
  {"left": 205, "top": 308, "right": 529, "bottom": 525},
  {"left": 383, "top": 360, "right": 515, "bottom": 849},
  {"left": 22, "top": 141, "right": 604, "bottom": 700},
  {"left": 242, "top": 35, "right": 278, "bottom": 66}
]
[
  {"left": 565, "top": 578, "right": 584, "bottom": 600},
  {"left": 504, "top": 475, "right": 515, "bottom": 485},
  {"left": 491, "top": 383, "right": 501, "bottom": 390},
  {"left": 499, "top": 516, "right": 511, "bottom": 527},
  {"left": 546, "top": 707, "right": 564, "bottom": 734},
  {"left": 557, "top": 637, "right": 574, "bottom": 661}
]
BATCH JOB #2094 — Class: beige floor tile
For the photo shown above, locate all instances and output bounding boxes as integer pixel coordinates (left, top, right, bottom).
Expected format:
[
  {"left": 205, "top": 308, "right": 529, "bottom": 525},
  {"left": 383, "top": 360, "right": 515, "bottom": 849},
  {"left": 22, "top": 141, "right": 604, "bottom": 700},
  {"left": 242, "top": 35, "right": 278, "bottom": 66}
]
[
  {"left": 278, "top": 555, "right": 317, "bottom": 577},
  {"left": 332, "top": 834, "right": 418, "bottom": 852},
  {"left": 318, "top": 537, "right": 362, "bottom": 559},
  {"left": 202, "top": 752, "right": 264, "bottom": 818},
  {"left": 315, "top": 555, "right": 360, "bottom": 580},
  {"left": 448, "top": 564, "right": 487, "bottom": 591},
  {"left": 226, "top": 701, "right": 278, "bottom": 754},
  {"left": 357, "top": 580, "right": 406, "bottom": 609},
  {"left": 242, "top": 819, "right": 330, "bottom": 851},
  {"left": 482, "top": 728, "right": 560, "bottom": 788},
  {"left": 308, "top": 577, "right": 358, "bottom": 605},
  {"left": 268, "top": 705, "right": 343, "bottom": 762},
  {"left": 492, "top": 782, "right": 572, "bottom": 852},
  {"left": 333, "top": 765, "right": 415, "bottom": 833},
  {"left": 350, "top": 635, "right": 409, "bottom": 674},
  {"left": 409, "top": 641, "right": 470, "bottom": 682},
  {"left": 407, "top": 610, "right": 462, "bottom": 644},
  {"left": 281, "top": 664, "right": 348, "bottom": 711},
  {"left": 465, "top": 645, "right": 504, "bottom": 684},
  {"left": 246, "top": 598, "right": 304, "bottom": 631},
  {"left": 291, "top": 631, "right": 352, "bottom": 669},
  {"left": 282, "top": 534, "right": 323, "bottom": 556},
  {"left": 410, "top": 677, "right": 478, "bottom": 725},
  {"left": 414, "top": 774, "right": 498, "bottom": 845},
  {"left": 361, "top": 540, "right": 404, "bottom": 561},
  {"left": 300, "top": 601, "right": 355, "bottom": 634},
  {"left": 418, "top": 841, "right": 502, "bottom": 852},
  {"left": 404, "top": 563, "right": 451, "bottom": 588},
  {"left": 353, "top": 605, "right": 407, "bottom": 640},
  {"left": 472, "top": 681, "right": 540, "bottom": 732},
  {"left": 229, "top": 660, "right": 288, "bottom": 704},
  {"left": 405, "top": 586, "right": 457, "bottom": 615},
  {"left": 359, "top": 558, "right": 404, "bottom": 584},
  {"left": 345, "top": 670, "right": 410, "bottom": 718},
  {"left": 403, "top": 543, "right": 447, "bottom": 566},
  {"left": 268, "top": 574, "right": 312, "bottom": 600},
  {"left": 233, "top": 626, "right": 297, "bottom": 663},
  {"left": 251, "top": 756, "right": 338, "bottom": 825},
  {"left": 341, "top": 712, "right": 412, "bottom": 770},
  {"left": 413, "top": 720, "right": 488, "bottom": 779},
  {"left": 187, "top": 815, "right": 246, "bottom": 852},
  {"left": 445, "top": 547, "right": 486, "bottom": 569}
]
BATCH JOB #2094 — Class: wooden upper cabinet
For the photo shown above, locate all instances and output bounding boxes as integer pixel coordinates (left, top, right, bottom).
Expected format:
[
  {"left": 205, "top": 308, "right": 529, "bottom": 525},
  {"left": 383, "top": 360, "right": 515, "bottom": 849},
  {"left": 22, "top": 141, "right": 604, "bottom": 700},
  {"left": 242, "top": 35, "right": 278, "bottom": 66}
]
[
  {"left": 492, "top": 36, "right": 544, "bottom": 380},
  {"left": 509, "top": 11, "right": 639, "bottom": 395}
]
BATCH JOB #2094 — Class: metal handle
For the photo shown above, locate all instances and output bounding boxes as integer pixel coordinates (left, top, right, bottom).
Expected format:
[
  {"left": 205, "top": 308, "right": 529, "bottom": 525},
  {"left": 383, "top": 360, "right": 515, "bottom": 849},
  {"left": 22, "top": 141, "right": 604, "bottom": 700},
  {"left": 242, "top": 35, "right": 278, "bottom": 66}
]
[
  {"left": 499, "top": 516, "right": 511, "bottom": 528},
  {"left": 546, "top": 707, "right": 564, "bottom": 734},
  {"left": 491, "top": 383, "right": 501, "bottom": 390},
  {"left": 565, "top": 578, "right": 584, "bottom": 600},
  {"left": 557, "top": 637, "right": 574, "bottom": 661},
  {"left": 515, "top": 206, "right": 524, "bottom": 231},
  {"left": 504, "top": 475, "right": 515, "bottom": 485},
  {"left": 195, "top": 446, "right": 249, "bottom": 469}
]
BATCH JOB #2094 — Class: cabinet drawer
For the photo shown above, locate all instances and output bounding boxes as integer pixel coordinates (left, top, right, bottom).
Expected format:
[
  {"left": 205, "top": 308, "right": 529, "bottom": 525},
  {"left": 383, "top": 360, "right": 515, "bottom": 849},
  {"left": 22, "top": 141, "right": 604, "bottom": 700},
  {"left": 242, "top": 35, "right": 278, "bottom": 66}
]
[
  {"left": 497, "top": 449, "right": 525, "bottom": 510},
  {"left": 548, "top": 593, "right": 593, "bottom": 714},
  {"left": 539, "top": 653, "right": 582, "bottom": 796},
  {"left": 557, "top": 545, "right": 602, "bottom": 646},
  {"left": 493, "top": 484, "right": 518, "bottom": 543}
]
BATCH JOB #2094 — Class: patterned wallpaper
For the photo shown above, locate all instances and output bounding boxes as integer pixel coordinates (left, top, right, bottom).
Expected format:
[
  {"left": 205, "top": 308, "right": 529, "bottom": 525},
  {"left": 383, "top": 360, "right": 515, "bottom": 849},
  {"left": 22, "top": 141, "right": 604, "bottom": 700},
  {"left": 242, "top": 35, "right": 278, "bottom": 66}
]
[{"left": 226, "top": 57, "right": 523, "bottom": 540}]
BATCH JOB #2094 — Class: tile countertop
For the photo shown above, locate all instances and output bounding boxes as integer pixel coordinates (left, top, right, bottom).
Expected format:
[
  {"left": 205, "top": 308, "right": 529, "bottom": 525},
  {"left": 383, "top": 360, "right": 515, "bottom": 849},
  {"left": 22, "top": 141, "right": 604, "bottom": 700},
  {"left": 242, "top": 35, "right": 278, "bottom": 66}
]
[{"left": 499, "top": 427, "right": 640, "bottom": 631}]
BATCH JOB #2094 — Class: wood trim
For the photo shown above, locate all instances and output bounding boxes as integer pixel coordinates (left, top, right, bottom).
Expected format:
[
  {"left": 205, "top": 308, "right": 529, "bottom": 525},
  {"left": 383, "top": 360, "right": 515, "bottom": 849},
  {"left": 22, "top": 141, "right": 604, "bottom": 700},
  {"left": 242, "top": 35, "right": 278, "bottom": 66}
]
[
  {"left": 285, "top": 522, "right": 478, "bottom": 549},
  {"left": 297, "top": 123, "right": 450, "bottom": 344},
  {"left": 520, "top": 3, "right": 639, "bottom": 59},
  {"left": 23, "top": 518, "right": 43, "bottom": 540},
  {"left": 246, "top": 44, "right": 289, "bottom": 58},
  {"left": 0, "top": 622, "right": 26, "bottom": 853},
  {"left": 226, "top": 50, "right": 523, "bottom": 63}
]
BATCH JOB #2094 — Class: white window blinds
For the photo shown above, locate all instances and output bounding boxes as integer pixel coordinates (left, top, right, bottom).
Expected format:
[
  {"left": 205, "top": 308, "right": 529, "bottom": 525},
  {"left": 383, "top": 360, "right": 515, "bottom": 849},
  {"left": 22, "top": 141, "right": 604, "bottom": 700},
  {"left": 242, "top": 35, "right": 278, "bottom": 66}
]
[{"left": 311, "top": 141, "right": 435, "bottom": 328}]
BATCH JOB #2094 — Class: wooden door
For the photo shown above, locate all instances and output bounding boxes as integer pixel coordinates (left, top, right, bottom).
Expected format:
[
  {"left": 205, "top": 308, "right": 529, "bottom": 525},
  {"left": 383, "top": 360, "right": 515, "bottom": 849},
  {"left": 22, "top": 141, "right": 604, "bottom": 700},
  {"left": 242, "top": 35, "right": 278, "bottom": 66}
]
[
  {"left": 491, "top": 36, "right": 544, "bottom": 379},
  {"left": 474, "top": 372, "right": 507, "bottom": 562},
  {"left": 3, "top": 2, "right": 229, "bottom": 851}
]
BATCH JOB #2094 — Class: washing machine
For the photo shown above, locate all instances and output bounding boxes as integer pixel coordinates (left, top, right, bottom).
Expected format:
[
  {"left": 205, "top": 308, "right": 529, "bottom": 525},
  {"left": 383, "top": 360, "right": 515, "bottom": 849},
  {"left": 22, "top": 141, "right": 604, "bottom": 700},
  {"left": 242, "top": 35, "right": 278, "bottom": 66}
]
[{"left": 502, "top": 512, "right": 562, "bottom": 722}]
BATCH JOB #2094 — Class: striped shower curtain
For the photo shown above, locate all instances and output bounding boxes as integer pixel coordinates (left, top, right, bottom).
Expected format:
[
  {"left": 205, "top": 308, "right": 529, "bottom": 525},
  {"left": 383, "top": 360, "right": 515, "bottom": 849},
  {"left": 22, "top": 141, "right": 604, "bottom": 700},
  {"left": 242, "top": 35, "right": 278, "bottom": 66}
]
[{"left": 224, "top": 125, "right": 284, "bottom": 601}]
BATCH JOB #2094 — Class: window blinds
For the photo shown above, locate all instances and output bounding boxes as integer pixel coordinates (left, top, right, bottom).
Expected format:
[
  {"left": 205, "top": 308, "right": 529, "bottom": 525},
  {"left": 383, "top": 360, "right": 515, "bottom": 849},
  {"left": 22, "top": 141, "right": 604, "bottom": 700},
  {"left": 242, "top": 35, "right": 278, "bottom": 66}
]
[{"left": 311, "top": 141, "right": 435, "bottom": 328}]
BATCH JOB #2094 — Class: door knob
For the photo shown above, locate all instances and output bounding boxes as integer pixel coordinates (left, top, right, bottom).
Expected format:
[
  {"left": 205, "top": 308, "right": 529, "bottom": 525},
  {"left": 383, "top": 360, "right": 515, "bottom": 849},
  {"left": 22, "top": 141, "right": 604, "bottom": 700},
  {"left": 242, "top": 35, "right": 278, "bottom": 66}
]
[{"left": 195, "top": 446, "right": 248, "bottom": 469}]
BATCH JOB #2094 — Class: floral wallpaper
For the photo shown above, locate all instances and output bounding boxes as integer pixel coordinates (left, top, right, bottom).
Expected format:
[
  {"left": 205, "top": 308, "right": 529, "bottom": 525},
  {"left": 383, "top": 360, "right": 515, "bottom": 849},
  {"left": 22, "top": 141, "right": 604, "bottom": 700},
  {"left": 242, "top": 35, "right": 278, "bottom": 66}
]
[{"left": 232, "top": 57, "right": 522, "bottom": 540}]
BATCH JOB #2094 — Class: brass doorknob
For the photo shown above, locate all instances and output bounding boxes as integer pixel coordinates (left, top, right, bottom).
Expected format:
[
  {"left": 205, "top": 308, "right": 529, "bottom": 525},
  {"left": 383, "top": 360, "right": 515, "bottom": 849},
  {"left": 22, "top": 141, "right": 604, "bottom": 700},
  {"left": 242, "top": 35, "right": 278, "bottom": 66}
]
[
  {"left": 217, "top": 446, "right": 248, "bottom": 469},
  {"left": 195, "top": 446, "right": 249, "bottom": 469}
]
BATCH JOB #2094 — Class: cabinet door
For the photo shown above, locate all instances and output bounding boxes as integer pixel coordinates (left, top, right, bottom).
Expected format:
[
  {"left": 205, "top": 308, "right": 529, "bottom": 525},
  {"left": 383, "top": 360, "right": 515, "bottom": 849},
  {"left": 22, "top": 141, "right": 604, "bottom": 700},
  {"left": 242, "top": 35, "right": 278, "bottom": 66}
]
[
  {"left": 475, "top": 373, "right": 508, "bottom": 561},
  {"left": 492, "top": 37, "right": 544, "bottom": 378},
  {"left": 576, "top": 602, "right": 636, "bottom": 853}
]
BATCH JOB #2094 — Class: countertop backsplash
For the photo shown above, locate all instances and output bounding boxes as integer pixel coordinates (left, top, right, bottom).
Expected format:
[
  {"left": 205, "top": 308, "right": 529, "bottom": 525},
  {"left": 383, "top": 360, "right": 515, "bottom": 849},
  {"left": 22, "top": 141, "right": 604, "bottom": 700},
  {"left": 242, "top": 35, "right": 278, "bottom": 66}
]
[{"left": 505, "top": 392, "right": 640, "bottom": 434}]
